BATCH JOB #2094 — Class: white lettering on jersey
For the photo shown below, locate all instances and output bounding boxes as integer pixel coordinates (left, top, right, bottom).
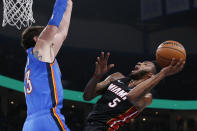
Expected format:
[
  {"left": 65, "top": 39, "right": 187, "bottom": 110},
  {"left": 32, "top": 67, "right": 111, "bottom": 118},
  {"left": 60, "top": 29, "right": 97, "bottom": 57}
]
[
  {"left": 25, "top": 69, "right": 33, "bottom": 94},
  {"left": 117, "top": 90, "right": 128, "bottom": 100},
  {"left": 113, "top": 88, "right": 122, "bottom": 94},
  {"left": 107, "top": 84, "right": 128, "bottom": 100},
  {"left": 108, "top": 84, "right": 117, "bottom": 91},
  {"left": 107, "top": 83, "right": 129, "bottom": 108},
  {"left": 108, "top": 98, "right": 121, "bottom": 108}
]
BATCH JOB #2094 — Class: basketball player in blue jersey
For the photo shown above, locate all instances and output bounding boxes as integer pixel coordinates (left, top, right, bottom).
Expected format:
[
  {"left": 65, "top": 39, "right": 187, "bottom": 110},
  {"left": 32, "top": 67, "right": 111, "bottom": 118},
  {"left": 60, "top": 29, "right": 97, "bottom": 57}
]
[
  {"left": 83, "top": 52, "right": 185, "bottom": 131},
  {"left": 21, "top": 0, "right": 72, "bottom": 130}
]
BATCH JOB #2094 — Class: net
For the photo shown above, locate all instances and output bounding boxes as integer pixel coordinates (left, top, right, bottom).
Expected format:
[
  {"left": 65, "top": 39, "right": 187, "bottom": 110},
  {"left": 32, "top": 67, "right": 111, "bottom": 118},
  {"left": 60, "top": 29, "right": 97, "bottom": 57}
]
[{"left": 2, "top": 0, "right": 35, "bottom": 30}]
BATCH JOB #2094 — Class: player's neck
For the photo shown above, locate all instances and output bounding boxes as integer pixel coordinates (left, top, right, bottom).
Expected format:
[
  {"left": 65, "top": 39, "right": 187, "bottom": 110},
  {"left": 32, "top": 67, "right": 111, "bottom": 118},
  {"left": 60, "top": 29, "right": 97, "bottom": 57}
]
[{"left": 128, "top": 75, "right": 150, "bottom": 88}]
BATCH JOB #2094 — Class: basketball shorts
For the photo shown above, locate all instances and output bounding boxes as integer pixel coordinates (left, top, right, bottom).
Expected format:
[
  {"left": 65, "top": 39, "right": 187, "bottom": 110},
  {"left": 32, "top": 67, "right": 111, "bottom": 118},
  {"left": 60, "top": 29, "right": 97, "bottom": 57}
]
[{"left": 23, "top": 110, "right": 70, "bottom": 131}]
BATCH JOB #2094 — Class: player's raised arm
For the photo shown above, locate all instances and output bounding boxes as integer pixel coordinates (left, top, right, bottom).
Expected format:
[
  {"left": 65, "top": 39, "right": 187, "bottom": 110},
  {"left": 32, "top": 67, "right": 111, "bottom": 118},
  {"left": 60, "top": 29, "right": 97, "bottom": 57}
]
[
  {"left": 83, "top": 52, "right": 117, "bottom": 101},
  {"left": 127, "top": 59, "right": 185, "bottom": 110},
  {"left": 33, "top": 0, "right": 69, "bottom": 63},
  {"left": 53, "top": 0, "right": 73, "bottom": 57}
]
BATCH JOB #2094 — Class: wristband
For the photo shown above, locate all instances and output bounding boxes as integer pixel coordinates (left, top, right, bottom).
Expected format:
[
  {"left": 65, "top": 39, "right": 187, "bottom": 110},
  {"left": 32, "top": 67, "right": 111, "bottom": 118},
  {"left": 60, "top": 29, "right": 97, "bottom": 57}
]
[{"left": 48, "top": 0, "right": 67, "bottom": 27}]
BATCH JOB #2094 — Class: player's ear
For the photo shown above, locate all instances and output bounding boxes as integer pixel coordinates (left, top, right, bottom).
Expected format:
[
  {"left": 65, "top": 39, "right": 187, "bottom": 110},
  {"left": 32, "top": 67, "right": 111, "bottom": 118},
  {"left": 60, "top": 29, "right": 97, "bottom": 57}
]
[{"left": 33, "top": 36, "right": 38, "bottom": 43}]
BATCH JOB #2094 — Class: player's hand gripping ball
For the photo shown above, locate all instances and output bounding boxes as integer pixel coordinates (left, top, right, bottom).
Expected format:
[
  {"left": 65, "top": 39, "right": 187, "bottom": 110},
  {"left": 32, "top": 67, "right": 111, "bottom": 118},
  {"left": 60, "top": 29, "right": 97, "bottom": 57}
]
[{"left": 156, "top": 40, "right": 186, "bottom": 67}]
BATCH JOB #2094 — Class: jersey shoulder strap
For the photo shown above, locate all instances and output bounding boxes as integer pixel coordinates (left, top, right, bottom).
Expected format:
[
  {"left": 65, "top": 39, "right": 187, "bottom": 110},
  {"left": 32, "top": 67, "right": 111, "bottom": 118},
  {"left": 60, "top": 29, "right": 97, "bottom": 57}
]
[
  {"left": 118, "top": 77, "right": 131, "bottom": 85},
  {"left": 27, "top": 47, "right": 46, "bottom": 65}
]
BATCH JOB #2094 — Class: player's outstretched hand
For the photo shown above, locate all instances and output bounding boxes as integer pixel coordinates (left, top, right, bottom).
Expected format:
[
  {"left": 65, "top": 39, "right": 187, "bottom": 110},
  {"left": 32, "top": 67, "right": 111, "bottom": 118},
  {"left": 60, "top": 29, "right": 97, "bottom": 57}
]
[
  {"left": 94, "top": 52, "right": 114, "bottom": 78},
  {"left": 161, "top": 58, "right": 185, "bottom": 77}
]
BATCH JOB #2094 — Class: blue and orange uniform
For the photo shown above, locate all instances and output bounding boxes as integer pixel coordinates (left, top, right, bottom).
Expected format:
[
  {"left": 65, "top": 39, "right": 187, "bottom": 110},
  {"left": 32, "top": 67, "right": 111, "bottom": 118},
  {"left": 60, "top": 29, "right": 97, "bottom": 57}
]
[{"left": 22, "top": 47, "right": 70, "bottom": 131}]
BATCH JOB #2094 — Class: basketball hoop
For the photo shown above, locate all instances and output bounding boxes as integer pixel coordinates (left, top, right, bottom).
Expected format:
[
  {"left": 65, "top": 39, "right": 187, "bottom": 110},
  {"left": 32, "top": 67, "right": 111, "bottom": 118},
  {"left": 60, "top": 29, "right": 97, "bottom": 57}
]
[{"left": 2, "top": 0, "right": 35, "bottom": 30}]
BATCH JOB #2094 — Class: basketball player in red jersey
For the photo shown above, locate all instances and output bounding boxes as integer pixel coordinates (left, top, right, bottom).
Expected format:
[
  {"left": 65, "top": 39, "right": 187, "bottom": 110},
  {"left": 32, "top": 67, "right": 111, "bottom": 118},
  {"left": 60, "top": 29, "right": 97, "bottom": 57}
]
[{"left": 83, "top": 52, "right": 185, "bottom": 131}]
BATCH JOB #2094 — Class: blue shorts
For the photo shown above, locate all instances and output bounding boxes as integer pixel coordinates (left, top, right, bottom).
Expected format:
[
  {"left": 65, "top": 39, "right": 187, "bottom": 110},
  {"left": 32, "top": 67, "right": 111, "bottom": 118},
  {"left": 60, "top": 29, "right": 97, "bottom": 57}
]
[{"left": 23, "top": 110, "right": 70, "bottom": 131}]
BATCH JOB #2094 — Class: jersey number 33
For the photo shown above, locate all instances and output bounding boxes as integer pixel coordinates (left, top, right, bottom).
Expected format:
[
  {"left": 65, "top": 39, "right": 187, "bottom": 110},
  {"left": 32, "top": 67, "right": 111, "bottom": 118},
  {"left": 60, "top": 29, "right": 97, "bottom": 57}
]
[{"left": 24, "top": 69, "right": 33, "bottom": 95}]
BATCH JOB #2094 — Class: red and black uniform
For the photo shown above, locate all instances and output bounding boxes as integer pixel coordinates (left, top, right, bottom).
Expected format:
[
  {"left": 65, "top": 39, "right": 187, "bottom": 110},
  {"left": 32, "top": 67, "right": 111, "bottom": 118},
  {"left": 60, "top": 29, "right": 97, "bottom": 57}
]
[{"left": 84, "top": 78, "right": 139, "bottom": 131}]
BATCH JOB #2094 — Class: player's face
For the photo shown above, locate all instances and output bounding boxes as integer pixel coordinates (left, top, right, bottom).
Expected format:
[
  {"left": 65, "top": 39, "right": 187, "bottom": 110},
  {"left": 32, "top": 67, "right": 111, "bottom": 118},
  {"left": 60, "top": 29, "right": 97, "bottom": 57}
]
[{"left": 130, "top": 61, "right": 155, "bottom": 76}]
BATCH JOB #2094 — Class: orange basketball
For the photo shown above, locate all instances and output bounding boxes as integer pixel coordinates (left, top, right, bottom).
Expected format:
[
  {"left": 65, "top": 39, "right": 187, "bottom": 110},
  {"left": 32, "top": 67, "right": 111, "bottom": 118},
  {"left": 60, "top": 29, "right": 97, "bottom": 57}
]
[{"left": 156, "top": 40, "right": 186, "bottom": 67}]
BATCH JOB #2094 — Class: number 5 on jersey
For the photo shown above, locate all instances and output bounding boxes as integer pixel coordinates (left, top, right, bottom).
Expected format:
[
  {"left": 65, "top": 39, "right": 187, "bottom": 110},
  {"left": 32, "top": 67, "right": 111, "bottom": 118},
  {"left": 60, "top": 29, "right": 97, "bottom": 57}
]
[
  {"left": 25, "top": 69, "right": 33, "bottom": 94},
  {"left": 108, "top": 98, "right": 121, "bottom": 108}
]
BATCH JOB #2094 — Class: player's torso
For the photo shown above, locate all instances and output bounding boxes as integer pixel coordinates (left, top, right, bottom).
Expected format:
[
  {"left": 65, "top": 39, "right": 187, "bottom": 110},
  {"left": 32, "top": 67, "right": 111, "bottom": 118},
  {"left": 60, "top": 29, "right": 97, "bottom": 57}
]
[
  {"left": 24, "top": 48, "right": 63, "bottom": 115},
  {"left": 87, "top": 77, "right": 139, "bottom": 130}
]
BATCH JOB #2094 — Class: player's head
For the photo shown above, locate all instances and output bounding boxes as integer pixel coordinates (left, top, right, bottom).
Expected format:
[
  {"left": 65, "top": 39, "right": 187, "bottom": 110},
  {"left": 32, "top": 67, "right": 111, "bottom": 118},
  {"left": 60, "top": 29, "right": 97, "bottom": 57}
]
[
  {"left": 129, "top": 61, "right": 157, "bottom": 79},
  {"left": 21, "top": 26, "right": 45, "bottom": 50}
]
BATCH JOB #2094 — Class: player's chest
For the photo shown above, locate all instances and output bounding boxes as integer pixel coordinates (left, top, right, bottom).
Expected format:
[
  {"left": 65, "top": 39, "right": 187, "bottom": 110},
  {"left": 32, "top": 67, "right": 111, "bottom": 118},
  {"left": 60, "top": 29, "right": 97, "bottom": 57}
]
[
  {"left": 104, "top": 81, "right": 131, "bottom": 108},
  {"left": 106, "top": 80, "right": 131, "bottom": 100}
]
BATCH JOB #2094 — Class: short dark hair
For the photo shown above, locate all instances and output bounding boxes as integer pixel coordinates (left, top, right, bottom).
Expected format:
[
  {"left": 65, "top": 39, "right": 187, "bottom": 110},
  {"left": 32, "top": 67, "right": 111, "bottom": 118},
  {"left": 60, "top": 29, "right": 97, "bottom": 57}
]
[{"left": 21, "top": 26, "right": 45, "bottom": 50}]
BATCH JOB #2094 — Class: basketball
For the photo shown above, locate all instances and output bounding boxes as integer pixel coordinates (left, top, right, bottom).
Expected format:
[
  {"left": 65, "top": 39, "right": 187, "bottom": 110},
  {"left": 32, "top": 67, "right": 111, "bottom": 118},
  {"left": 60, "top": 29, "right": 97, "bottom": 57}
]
[{"left": 156, "top": 40, "right": 186, "bottom": 67}]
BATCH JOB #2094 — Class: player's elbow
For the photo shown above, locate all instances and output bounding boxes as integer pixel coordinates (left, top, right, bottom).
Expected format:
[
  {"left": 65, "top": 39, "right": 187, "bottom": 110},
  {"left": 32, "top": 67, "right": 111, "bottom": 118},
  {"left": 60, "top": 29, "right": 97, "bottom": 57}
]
[
  {"left": 83, "top": 93, "right": 93, "bottom": 101},
  {"left": 58, "top": 31, "right": 68, "bottom": 41},
  {"left": 127, "top": 92, "right": 153, "bottom": 106},
  {"left": 127, "top": 93, "right": 153, "bottom": 109},
  {"left": 144, "top": 93, "right": 152, "bottom": 106},
  {"left": 83, "top": 96, "right": 91, "bottom": 101},
  {"left": 62, "top": 33, "right": 68, "bottom": 41}
]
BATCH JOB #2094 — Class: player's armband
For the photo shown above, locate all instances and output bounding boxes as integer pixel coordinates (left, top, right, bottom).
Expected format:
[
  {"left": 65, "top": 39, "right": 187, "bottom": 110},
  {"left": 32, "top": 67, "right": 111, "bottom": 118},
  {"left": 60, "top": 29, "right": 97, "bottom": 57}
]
[{"left": 48, "top": 0, "right": 67, "bottom": 27}]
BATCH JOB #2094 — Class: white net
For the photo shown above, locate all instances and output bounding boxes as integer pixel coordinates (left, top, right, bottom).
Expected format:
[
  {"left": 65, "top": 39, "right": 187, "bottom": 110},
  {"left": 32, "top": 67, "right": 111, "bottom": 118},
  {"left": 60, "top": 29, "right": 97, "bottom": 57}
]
[{"left": 2, "top": 0, "right": 35, "bottom": 30}]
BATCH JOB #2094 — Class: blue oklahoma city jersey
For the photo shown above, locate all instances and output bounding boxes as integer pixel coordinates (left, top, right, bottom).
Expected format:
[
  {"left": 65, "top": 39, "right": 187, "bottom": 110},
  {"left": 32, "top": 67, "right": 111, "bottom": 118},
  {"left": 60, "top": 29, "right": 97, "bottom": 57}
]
[{"left": 23, "top": 47, "right": 68, "bottom": 131}]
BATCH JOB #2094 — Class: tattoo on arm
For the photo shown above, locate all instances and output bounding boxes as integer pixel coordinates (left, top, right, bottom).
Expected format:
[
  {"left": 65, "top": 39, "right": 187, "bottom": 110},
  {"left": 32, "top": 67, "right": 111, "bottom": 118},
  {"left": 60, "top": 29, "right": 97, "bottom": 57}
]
[{"left": 33, "top": 51, "right": 42, "bottom": 60}]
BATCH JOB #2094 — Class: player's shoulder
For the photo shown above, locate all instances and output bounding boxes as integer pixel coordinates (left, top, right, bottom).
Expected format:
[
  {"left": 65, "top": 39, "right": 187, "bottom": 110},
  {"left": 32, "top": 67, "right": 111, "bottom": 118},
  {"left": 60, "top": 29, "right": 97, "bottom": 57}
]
[
  {"left": 33, "top": 43, "right": 55, "bottom": 63},
  {"left": 26, "top": 47, "right": 33, "bottom": 54},
  {"left": 108, "top": 72, "right": 125, "bottom": 82},
  {"left": 27, "top": 47, "right": 47, "bottom": 64},
  {"left": 110, "top": 72, "right": 125, "bottom": 78}
]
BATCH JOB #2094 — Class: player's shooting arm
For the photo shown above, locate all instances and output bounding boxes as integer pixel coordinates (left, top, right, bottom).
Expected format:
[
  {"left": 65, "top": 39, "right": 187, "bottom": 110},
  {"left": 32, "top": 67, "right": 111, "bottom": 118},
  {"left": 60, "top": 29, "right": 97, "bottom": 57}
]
[
  {"left": 127, "top": 70, "right": 165, "bottom": 105},
  {"left": 83, "top": 72, "right": 124, "bottom": 101},
  {"left": 127, "top": 59, "right": 185, "bottom": 109},
  {"left": 33, "top": 0, "right": 69, "bottom": 63}
]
